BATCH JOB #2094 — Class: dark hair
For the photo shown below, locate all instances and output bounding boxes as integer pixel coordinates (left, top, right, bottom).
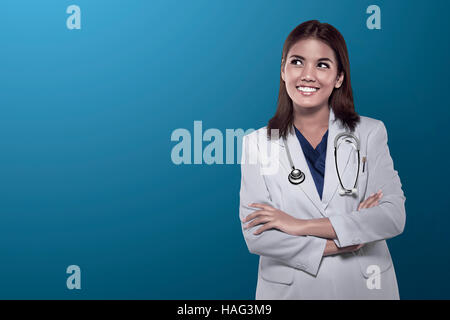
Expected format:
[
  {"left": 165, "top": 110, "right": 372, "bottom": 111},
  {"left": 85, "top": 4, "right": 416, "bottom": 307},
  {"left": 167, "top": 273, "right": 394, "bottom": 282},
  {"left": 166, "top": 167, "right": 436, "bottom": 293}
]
[{"left": 267, "top": 20, "right": 360, "bottom": 139}]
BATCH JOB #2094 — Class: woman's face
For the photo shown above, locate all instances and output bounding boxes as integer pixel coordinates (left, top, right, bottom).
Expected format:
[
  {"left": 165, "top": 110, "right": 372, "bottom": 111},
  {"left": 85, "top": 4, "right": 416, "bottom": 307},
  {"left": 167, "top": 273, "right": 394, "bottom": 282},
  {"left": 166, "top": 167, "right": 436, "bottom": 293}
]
[{"left": 281, "top": 38, "right": 344, "bottom": 111}]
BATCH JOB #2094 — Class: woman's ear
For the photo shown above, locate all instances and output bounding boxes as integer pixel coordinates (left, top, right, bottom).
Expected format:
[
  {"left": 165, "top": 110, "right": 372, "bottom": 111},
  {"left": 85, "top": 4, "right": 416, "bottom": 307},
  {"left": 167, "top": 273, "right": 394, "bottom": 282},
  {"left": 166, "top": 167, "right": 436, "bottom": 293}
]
[
  {"left": 335, "top": 72, "right": 344, "bottom": 88},
  {"left": 280, "top": 60, "right": 285, "bottom": 82}
]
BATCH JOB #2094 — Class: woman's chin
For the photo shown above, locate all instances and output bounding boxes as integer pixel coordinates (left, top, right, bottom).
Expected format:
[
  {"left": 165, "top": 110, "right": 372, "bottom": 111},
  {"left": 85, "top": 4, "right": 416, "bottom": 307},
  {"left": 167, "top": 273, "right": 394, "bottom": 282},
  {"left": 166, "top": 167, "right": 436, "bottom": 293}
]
[{"left": 292, "top": 100, "right": 324, "bottom": 109}]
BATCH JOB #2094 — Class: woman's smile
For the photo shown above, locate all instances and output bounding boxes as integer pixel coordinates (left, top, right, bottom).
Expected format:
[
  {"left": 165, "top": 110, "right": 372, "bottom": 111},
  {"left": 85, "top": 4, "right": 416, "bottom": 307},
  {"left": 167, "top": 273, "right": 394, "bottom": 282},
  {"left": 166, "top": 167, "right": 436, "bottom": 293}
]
[{"left": 296, "top": 85, "right": 320, "bottom": 96}]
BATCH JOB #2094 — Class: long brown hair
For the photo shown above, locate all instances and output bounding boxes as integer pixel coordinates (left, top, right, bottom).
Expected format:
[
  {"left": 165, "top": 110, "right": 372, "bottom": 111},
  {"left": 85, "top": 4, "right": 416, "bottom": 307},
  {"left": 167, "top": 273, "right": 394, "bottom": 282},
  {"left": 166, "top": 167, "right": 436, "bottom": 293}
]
[{"left": 267, "top": 20, "right": 360, "bottom": 139}]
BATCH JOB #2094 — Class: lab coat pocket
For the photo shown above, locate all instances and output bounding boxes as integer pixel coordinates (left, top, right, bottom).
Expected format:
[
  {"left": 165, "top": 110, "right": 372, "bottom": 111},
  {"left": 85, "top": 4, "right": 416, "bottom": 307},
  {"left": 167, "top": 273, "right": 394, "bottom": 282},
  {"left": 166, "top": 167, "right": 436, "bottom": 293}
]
[
  {"left": 259, "top": 256, "right": 294, "bottom": 285},
  {"left": 355, "top": 240, "right": 393, "bottom": 278}
]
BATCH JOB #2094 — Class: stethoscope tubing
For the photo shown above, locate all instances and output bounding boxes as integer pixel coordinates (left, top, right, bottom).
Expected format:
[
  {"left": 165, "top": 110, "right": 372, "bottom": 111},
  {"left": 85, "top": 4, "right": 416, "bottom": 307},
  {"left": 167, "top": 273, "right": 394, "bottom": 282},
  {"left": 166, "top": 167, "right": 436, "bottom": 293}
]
[{"left": 283, "top": 130, "right": 361, "bottom": 196}]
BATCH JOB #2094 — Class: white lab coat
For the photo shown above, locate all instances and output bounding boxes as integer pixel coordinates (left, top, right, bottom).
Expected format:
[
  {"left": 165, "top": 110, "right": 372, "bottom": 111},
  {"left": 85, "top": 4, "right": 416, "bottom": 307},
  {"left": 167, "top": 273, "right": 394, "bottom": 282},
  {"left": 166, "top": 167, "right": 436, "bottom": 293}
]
[{"left": 239, "top": 108, "right": 406, "bottom": 300}]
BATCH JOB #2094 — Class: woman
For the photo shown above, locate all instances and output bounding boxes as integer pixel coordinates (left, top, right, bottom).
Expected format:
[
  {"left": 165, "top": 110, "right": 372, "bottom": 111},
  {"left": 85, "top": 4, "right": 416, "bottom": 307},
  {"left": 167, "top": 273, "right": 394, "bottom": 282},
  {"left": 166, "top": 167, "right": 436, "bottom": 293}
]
[{"left": 239, "top": 20, "right": 406, "bottom": 300}]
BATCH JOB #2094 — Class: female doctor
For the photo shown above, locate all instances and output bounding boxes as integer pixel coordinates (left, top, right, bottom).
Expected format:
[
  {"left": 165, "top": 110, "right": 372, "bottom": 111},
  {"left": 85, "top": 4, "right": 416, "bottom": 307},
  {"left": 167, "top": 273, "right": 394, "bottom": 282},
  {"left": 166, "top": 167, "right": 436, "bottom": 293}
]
[{"left": 239, "top": 20, "right": 406, "bottom": 300}]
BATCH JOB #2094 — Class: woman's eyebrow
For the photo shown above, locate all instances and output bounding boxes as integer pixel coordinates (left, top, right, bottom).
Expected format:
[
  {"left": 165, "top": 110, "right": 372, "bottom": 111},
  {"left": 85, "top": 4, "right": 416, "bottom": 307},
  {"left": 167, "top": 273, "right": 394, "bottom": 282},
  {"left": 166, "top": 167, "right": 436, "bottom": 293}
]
[{"left": 289, "top": 54, "right": 333, "bottom": 63}]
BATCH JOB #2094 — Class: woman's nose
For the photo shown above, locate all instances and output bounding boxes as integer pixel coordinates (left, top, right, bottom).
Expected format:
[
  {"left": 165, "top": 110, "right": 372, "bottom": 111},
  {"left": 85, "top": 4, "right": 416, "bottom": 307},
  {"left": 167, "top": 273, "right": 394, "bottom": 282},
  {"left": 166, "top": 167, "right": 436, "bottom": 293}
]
[{"left": 301, "top": 63, "right": 316, "bottom": 80}]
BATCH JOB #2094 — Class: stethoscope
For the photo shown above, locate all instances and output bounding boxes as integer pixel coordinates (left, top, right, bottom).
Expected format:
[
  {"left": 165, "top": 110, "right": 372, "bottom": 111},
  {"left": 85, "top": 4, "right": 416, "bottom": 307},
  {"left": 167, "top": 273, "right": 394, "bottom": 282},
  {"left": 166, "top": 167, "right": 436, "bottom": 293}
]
[{"left": 283, "top": 131, "right": 360, "bottom": 196}]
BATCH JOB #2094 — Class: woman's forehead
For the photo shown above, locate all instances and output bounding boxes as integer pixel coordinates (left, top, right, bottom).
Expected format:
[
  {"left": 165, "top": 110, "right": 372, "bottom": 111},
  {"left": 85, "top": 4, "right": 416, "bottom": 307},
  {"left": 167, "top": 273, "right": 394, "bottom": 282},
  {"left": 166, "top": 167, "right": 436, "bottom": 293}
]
[{"left": 288, "top": 39, "right": 335, "bottom": 60}]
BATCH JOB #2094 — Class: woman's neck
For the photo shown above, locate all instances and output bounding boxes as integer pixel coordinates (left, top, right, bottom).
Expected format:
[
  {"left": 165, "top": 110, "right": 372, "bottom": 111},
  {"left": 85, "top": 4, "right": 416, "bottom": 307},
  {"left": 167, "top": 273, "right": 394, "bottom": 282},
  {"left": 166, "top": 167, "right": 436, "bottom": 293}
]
[{"left": 293, "top": 104, "right": 330, "bottom": 132}]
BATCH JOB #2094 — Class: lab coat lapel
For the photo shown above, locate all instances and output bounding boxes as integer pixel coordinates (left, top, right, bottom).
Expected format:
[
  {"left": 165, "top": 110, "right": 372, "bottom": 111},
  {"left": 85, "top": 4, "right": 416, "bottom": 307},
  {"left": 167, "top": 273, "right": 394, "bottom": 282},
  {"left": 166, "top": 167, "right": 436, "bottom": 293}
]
[{"left": 321, "top": 108, "right": 353, "bottom": 210}]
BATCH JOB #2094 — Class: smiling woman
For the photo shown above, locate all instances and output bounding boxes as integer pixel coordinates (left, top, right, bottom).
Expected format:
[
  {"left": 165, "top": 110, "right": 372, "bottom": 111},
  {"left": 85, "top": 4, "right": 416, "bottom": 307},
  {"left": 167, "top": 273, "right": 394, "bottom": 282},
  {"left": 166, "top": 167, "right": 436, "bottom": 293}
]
[
  {"left": 267, "top": 20, "right": 359, "bottom": 141},
  {"left": 239, "top": 20, "right": 406, "bottom": 300}
]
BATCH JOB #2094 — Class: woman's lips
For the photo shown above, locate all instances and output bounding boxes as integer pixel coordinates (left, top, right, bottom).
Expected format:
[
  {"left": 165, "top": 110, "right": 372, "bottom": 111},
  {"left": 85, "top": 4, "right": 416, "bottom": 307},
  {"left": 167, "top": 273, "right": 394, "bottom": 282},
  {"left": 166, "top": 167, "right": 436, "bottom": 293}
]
[{"left": 296, "top": 86, "right": 320, "bottom": 96}]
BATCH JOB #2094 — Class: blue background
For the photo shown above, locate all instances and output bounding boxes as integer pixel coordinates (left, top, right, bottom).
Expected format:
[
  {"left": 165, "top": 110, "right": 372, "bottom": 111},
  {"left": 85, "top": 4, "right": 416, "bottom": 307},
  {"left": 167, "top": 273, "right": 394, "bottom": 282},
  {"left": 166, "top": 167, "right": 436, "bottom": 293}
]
[{"left": 0, "top": 0, "right": 448, "bottom": 299}]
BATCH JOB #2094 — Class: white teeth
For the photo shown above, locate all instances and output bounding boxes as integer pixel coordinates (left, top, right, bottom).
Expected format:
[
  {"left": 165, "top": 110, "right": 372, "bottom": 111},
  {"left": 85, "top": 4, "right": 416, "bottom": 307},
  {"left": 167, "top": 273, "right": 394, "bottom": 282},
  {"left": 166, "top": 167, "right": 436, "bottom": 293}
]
[{"left": 297, "top": 86, "right": 318, "bottom": 92}]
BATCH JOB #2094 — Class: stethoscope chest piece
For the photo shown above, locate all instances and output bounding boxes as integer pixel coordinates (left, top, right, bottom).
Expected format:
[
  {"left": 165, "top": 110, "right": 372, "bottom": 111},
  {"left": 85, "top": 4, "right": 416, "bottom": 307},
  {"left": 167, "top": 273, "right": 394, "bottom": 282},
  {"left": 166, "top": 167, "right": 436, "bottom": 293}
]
[{"left": 288, "top": 168, "right": 305, "bottom": 185}]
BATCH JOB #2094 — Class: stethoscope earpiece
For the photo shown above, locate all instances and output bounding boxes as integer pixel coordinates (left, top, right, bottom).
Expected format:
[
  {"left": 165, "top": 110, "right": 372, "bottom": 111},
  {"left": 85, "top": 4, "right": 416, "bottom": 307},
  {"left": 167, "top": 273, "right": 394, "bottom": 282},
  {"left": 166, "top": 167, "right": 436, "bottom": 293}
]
[{"left": 338, "top": 187, "right": 358, "bottom": 196}]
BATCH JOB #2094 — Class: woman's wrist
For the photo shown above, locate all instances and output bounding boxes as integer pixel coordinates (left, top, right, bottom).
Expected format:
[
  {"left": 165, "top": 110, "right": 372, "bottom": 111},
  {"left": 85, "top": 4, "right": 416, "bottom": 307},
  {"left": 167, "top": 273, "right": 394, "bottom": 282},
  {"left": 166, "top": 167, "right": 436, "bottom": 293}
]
[
  {"left": 294, "top": 218, "right": 311, "bottom": 236},
  {"left": 323, "top": 239, "right": 337, "bottom": 256},
  {"left": 297, "top": 217, "right": 337, "bottom": 239}
]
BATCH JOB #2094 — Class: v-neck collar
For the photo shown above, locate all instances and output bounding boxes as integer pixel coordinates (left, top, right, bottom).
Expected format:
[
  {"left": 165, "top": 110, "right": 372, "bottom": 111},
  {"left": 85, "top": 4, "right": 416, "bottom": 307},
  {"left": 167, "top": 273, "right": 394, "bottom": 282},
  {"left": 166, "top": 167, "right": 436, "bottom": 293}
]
[
  {"left": 294, "top": 126, "right": 329, "bottom": 155},
  {"left": 273, "top": 107, "right": 356, "bottom": 215}
]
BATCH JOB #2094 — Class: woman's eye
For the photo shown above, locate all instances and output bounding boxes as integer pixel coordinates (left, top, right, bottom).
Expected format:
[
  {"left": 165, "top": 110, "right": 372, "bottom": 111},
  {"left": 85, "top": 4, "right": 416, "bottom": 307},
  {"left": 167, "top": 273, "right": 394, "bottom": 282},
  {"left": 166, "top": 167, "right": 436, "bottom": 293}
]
[{"left": 290, "top": 60, "right": 329, "bottom": 69}]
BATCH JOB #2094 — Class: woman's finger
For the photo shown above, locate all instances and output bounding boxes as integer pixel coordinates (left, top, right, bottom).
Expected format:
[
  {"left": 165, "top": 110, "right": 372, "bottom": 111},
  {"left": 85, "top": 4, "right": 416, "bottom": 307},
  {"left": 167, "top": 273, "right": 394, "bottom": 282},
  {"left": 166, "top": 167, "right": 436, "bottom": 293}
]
[
  {"left": 366, "top": 191, "right": 383, "bottom": 208},
  {"left": 364, "top": 195, "right": 380, "bottom": 208},
  {"left": 364, "top": 191, "right": 382, "bottom": 206},
  {"left": 253, "top": 221, "right": 275, "bottom": 235},
  {"left": 242, "top": 210, "right": 268, "bottom": 223},
  {"left": 358, "top": 192, "right": 379, "bottom": 210},
  {"left": 341, "top": 244, "right": 359, "bottom": 253},
  {"left": 369, "top": 199, "right": 380, "bottom": 208},
  {"left": 245, "top": 216, "right": 272, "bottom": 229}
]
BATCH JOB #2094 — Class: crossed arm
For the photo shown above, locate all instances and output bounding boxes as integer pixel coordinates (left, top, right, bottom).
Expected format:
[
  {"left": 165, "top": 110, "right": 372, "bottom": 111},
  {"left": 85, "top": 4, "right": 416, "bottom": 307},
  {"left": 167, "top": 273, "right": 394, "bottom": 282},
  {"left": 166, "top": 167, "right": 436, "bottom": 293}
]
[
  {"left": 239, "top": 122, "right": 406, "bottom": 275},
  {"left": 242, "top": 190, "right": 383, "bottom": 256}
]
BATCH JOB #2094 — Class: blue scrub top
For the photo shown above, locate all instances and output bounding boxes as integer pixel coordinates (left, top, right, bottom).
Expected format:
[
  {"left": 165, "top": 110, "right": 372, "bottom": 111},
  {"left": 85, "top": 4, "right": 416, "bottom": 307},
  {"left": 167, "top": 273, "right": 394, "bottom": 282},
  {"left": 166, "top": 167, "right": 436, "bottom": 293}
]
[{"left": 294, "top": 126, "right": 328, "bottom": 200}]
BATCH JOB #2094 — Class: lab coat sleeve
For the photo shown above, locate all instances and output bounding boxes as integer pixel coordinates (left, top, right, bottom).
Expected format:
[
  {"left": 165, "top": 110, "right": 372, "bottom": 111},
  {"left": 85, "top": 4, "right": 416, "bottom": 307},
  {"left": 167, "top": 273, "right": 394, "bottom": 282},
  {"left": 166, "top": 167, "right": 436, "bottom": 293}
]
[
  {"left": 239, "top": 133, "right": 327, "bottom": 276},
  {"left": 328, "top": 121, "right": 406, "bottom": 248}
]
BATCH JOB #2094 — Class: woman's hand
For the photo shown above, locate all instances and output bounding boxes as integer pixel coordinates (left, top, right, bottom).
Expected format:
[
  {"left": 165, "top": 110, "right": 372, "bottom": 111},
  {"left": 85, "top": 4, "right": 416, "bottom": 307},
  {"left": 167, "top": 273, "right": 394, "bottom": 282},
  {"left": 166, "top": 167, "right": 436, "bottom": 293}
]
[
  {"left": 358, "top": 190, "right": 383, "bottom": 211},
  {"left": 324, "top": 239, "right": 364, "bottom": 256},
  {"left": 242, "top": 203, "right": 306, "bottom": 236}
]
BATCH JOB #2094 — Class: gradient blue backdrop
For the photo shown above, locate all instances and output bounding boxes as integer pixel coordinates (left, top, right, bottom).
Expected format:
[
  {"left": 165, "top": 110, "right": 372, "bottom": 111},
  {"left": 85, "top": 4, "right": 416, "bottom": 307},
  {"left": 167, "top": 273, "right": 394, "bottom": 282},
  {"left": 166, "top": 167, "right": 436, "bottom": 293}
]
[{"left": 0, "top": 0, "right": 448, "bottom": 299}]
